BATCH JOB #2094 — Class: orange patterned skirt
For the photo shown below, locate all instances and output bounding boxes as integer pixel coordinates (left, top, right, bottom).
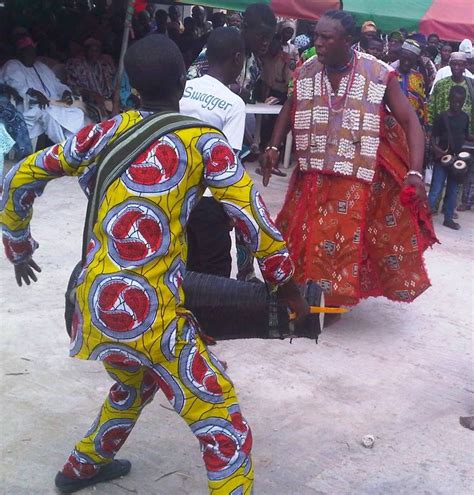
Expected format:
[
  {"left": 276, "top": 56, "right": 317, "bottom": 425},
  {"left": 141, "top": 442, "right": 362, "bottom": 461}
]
[{"left": 276, "top": 116, "right": 438, "bottom": 307}]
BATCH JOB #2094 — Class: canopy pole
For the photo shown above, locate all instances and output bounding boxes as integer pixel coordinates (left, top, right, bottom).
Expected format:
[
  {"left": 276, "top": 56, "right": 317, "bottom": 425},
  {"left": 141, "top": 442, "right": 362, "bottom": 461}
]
[{"left": 112, "top": 0, "right": 135, "bottom": 116}]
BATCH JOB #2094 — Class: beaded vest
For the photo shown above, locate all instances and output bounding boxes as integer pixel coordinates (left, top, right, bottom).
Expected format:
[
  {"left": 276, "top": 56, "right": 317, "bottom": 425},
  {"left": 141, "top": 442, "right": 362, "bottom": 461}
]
[{"left": 293, "top": 51, "right": 393, "bottom": 183}]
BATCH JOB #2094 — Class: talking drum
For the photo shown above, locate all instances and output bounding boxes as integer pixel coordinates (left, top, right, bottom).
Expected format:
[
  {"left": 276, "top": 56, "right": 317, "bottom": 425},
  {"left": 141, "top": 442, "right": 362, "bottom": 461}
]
[
  {"left": 65, "top": 269, "right": 328, "bottom": 343},
  {"left": 452, "top": 151, "right": 471, "bottom": 182},
  {"left": 440, "top": 154, "right": 455, "bottom": 167},
  {"left": 182, "top": 271, "right": 326, "bottom": 343}
]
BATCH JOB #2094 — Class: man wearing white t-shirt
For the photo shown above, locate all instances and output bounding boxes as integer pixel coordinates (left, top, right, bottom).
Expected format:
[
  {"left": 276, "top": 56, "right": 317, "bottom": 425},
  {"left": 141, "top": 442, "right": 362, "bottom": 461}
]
[{"left": 180, "top": 27, "right": 246, "bottom": 277}]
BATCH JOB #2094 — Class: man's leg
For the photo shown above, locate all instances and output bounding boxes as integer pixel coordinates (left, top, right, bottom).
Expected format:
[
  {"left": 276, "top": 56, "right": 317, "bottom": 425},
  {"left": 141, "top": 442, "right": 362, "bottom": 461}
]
[
  {"left": 155, "top": 315, "right": 253, "bottom": 494},
  {"left": 443, "top": 172, "right": 461, "bottom": 228},
  {"left": 428, "top": 164, "right": 448, "bottom": 212},
  {"left": 58, "top": 362, "right": 159, "bottom": 484}
]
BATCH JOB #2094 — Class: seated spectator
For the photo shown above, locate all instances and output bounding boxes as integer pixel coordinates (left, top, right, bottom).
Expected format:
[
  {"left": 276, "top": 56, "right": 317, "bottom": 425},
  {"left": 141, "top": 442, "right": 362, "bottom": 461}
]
[
  {"left": 1, "top": 37, "right": 85, "bottom": 144},
  {"left": 66, "top": 38, "right": 116, "bottom": 121},
  {"left": 367, "top": 35, "right": 384, "bottom": 60}
]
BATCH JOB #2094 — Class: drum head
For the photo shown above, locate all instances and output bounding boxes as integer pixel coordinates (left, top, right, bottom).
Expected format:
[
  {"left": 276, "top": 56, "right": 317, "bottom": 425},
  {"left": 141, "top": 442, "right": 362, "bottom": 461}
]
[
  {"left": 453, "top": 159, "right": 467, "bottom": 171},
  {"left": 441, "top": 154, "right": 453, "bottom": 166},
  {"left": 458, "top": 152, "right": 470, "bottom": 160}
]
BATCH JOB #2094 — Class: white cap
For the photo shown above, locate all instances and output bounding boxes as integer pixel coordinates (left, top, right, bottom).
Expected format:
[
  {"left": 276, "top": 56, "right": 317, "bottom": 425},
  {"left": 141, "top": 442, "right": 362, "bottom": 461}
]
[{"left": 459, "top": 39, "right": 473, "bottom": 54}]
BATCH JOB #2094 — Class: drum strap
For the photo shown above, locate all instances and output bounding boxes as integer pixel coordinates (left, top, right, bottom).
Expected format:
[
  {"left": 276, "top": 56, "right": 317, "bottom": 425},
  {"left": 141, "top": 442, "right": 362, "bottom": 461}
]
[
  {"left": 81, "top": 111, "right": 219, "bottom": 263},
  {"left": 442, "top": 111, "right": 454, "bottom": 154}
]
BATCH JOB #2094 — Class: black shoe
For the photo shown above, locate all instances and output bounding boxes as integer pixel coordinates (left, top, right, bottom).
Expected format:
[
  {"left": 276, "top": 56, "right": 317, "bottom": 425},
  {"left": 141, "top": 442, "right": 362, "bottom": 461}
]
[
  {"left": 271, "top": 168, "right": 287, "bottom": 177},
  {"left": 443, "top": 219, "right": 461, "bottom": 230},
  {"left": 55, "top": 459, "right": 131, "bottom": 493}
]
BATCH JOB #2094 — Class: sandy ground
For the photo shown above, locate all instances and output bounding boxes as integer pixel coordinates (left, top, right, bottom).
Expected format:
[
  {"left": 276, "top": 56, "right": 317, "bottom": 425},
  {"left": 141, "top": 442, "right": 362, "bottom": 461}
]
[{"left": 0, "top": 164, "right": 473, "bottom": 495}]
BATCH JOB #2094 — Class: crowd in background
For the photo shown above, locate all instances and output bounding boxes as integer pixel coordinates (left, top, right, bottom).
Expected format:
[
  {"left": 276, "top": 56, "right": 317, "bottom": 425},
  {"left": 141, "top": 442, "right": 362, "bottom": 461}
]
[{"left": 0, "top": 0, "right": 473, "bottom": 225}]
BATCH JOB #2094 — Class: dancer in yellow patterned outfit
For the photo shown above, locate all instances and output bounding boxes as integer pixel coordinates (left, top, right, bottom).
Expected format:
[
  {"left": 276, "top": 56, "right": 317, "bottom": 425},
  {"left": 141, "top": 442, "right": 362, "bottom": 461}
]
[{"left": 1, "top": 35, "right": 308, "bottom": 494}]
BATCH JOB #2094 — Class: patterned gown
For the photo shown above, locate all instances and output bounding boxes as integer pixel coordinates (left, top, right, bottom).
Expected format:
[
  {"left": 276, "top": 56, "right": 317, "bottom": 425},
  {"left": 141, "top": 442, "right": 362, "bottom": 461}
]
[
  {"left": 1, "top": 109, "right": 293, "bottom": 362},
  {"left": 1, "top": 110, "right": 294, "bottom": 494},
  {"left": 277, "top": 52, "right": 438, "bottom": 307}
]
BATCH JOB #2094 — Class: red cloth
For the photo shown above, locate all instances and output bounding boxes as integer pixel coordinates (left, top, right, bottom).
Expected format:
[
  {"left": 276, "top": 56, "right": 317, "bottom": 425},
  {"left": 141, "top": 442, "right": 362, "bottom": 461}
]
[{"left": 276, "top": 114, "right": 438, "bottom": 306}]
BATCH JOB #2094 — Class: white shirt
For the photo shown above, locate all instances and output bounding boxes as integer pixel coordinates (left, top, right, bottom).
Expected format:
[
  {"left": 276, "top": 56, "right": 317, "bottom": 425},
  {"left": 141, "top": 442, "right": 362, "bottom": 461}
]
[
  {"left": 1, "top": 59, "right": 71, "bottom": 100},
  {"left": 180, "top": 74, "right": 245, "bottom": 151},
  {"left": 431, "top": 66, "right": 474, "bottom": 94}
]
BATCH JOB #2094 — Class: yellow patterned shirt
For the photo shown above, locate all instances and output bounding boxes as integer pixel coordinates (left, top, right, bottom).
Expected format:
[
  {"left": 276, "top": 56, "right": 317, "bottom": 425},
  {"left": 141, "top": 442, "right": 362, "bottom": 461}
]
[{"left": 1, "top": 110, "right": 294, "bottom": 365}]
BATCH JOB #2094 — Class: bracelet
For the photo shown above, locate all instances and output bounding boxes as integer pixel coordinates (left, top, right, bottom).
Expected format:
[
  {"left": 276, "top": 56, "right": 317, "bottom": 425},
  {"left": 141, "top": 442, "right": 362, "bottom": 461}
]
[
  {"left": 265, "top": 146, "right": 280, "bottom": 153},
  {"left": 404, "top": 170, "right": 423, "bottom": 181}
]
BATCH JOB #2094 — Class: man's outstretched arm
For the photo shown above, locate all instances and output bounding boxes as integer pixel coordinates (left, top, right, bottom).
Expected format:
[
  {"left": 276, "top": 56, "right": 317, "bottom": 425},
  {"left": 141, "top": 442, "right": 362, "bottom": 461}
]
[{"left": 1, "top": 114, "right": 134, "bottom": 286}]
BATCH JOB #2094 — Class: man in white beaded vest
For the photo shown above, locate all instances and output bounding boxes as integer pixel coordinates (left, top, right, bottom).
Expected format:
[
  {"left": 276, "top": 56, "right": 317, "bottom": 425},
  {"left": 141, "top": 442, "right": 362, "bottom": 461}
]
[{"left": 261, "top": 10, "right": 438, "bottom": 311}]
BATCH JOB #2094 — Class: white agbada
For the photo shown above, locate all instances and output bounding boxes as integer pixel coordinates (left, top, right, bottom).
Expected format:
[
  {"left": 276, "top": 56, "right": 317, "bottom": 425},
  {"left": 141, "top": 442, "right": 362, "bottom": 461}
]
[{"left": 1, "top": 60, "right": 85, "bottom": 142}]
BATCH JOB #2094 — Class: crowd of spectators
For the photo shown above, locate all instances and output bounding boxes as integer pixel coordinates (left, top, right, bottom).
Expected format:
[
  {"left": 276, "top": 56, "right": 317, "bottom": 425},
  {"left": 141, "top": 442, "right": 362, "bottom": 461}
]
[{"left": 0, "top": 1, "right": 473, "bottom": 224}]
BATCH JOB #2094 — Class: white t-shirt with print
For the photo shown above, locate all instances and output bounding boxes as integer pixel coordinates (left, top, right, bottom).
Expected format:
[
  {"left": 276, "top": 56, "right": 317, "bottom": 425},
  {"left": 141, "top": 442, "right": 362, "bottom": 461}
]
[{"left": 180, "top": 74, "right": 246, "bottom": 151}]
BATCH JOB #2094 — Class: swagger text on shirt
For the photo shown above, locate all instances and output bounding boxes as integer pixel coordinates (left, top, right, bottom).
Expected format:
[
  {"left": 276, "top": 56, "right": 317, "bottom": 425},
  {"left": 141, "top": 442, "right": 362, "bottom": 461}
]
[{"left": 183, "top": 86, "right": 233, "bottom": 111}]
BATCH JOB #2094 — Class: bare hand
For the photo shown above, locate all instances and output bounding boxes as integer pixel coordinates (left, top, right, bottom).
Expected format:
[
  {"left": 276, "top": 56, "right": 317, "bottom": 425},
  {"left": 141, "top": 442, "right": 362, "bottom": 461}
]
[
  {"left": 264, "top": 96, "right": 280, "bottom": 105},
  {"left": 403, "top": 175, "right": 427, "bottom": 202},
  {"left": 260, "top": 148, "right": 279, "bottom": 187},
  {"left": 61, "top": 90, "right": 74, "bottom": 105},
  {"left": 31, "top": 89, "right": 50, "bottom": 109},
  {"left": 14, "top": 259, "right": 41, "bottom": 287},
  {"left": 4, "top": 84, "right": 22, "bottom": 102},
  {"left": 277, "top": 279, "right": 310, "bottom": 323}
]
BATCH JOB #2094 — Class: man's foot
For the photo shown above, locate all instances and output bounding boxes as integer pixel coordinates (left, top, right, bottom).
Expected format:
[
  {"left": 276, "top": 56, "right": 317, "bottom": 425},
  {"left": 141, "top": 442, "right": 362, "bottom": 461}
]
[
  {"left": 271, "top": 168, "right": 287, "bottom": 177},
  {"left": 443, "top": 219, "right": 461, "bottom": 230},
  {"left": 55, "top": 459, "right": 131, "bottom": 494},
  {"left": 457, "top": 204, "right": 471, "bottom": 212}
]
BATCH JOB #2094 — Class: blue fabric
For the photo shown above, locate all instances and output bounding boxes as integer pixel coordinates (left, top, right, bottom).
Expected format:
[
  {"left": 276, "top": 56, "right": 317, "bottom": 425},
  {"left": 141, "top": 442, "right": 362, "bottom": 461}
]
[
  {"left": 0, "top": 88, "right": 33, "bottom": 160},
  {"left": 428, "top": 163, "right": 459, "bottom": 221}
]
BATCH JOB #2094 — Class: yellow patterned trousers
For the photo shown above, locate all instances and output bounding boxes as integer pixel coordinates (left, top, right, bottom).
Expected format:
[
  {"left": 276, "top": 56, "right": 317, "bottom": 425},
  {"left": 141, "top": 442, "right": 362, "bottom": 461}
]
[{"left": 61, "top": 319, "right": 254, "bottom": 494}]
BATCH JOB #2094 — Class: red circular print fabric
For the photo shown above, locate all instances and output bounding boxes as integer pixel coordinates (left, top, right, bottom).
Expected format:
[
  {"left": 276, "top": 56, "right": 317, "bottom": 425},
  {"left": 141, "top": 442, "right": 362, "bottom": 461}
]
[
  {"left": 198, "top": 133, "right": 244, "bottom": 187},
  {"left": 89, "top": 274, "right": 158, "bottom": 340},
  {"left": 122, "top": 134, "right": 187, "bottom": 193},
  {"left": 104, "top": 199, "right": 171, "bottom": 268}
]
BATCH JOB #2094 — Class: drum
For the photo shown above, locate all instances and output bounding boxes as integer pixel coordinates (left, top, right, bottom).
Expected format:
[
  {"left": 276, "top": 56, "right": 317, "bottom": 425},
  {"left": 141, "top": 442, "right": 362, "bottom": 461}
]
[
  {"left": 440, "top": 154, "right": 454, "bottom": 167},
  {"left": 182, "top": 272, "right": 325, "bottom": 343},
  {"left": 452, "top": 159, "right": 469, "bottom": 182}
]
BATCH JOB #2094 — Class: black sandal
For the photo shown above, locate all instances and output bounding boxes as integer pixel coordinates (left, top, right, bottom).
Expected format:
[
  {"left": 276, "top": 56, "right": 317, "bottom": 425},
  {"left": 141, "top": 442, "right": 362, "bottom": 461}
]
[{"left": 55, "top": 459, "right": 131, "bottom": 493}]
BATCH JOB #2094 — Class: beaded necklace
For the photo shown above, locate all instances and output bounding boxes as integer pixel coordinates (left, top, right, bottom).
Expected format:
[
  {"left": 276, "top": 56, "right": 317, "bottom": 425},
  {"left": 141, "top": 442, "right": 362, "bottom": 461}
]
[{"left": 322, "top": 50, "right": 358, "bottom": 114}]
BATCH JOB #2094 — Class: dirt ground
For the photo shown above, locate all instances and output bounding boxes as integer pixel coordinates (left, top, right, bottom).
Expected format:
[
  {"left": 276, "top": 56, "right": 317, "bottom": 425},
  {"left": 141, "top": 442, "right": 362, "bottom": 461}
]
[{"left": 0, "top": 165, "right": 473, "bottom": 495}]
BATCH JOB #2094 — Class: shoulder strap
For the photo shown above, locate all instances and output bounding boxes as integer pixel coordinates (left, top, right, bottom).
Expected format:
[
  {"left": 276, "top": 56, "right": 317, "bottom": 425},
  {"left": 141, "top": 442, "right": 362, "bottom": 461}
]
[
  {"left": 81, "top": 111, "right": 221, "bottom": 261},
  {"left": 442, "top": 111, "right": 454, "bottom": 152}
]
